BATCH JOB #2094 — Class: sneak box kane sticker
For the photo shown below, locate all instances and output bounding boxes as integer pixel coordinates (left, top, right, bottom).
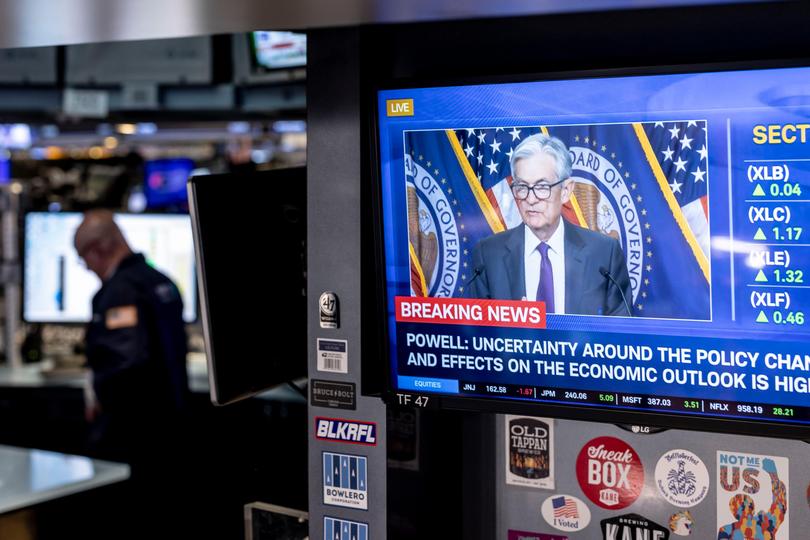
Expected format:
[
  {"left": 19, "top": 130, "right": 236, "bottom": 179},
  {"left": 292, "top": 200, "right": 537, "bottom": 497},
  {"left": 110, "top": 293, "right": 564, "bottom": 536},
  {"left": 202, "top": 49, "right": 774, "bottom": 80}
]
[
  {"left": 716, "top": 451, "right": 788, "bottom": 540},
  {"left": 576, "top": 436, "right": 644, "bottom": 510},
  {"left": 505, "top": 415, "right": 554, "bottom": 489}
]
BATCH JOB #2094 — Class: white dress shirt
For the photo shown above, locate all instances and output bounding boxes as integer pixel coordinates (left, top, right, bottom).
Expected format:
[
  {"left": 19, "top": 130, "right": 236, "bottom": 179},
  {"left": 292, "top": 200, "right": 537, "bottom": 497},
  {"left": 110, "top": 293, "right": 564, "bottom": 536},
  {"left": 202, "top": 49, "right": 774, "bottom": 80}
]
[{"left": 524, "top": 220, "right": 566, "bottom": 313}]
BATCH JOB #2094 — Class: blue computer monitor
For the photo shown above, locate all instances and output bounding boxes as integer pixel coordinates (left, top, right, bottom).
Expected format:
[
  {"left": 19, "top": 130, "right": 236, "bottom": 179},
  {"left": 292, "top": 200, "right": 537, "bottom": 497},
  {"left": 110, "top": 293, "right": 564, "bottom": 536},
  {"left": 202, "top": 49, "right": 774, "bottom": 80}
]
[{"left": 144, "top": 158, "right": 195, "bottom": 209}]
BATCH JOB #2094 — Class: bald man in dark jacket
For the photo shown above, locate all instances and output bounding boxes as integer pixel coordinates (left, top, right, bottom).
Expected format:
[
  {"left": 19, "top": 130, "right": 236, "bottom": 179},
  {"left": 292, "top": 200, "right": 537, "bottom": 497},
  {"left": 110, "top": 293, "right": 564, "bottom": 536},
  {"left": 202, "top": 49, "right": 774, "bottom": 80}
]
[{"left": 75, "top": 210, "right": 189, "bottom": 462}]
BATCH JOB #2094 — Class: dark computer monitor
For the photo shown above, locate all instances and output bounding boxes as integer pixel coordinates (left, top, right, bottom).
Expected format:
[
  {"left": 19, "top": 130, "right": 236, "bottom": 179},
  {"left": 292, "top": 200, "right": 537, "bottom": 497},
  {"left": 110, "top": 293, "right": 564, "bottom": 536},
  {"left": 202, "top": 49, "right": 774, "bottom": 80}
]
[
  {"left": 188, "top": 167, "right": 306, "bottom": 405},
  {"left": 23, "top": 212, "right": 197, "bottom": 323}
]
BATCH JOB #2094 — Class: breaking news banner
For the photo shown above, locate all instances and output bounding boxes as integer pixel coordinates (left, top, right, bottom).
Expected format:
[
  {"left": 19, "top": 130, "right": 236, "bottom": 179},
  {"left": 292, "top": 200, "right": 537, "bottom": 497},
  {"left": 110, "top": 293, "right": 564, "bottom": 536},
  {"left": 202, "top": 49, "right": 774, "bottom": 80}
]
[{"left": 393, "top": 293, "right": 810, "bottom": 423}]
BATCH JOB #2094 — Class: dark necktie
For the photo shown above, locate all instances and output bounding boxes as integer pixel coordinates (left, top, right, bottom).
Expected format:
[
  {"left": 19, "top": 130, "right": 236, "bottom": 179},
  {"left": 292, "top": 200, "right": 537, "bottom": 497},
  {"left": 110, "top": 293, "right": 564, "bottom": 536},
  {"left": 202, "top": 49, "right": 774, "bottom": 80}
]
[{"left": 536, "top": 242, "right": 555, "bottom": 313}]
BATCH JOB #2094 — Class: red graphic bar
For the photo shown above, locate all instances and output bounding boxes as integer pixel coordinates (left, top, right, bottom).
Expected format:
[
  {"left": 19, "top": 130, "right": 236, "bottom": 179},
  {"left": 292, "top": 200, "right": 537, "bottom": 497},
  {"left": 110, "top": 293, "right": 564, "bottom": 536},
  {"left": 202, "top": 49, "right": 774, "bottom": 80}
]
[{"left": 395, "top": 296, "right": 546, "bottom": 329}]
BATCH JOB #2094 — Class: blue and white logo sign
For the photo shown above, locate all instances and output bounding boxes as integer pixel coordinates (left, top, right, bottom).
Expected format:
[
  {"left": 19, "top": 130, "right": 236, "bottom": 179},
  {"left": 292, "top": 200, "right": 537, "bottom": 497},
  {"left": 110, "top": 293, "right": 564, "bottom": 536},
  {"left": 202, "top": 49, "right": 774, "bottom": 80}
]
[
  {"left": 324, "top": 516, "right": 368, "bottom": 540},
  {"left": 655, "top": 449, "right": 709, "bottom": 508},
  {"left": 323, "top": 452, "right": 368, "bottom": 510}
]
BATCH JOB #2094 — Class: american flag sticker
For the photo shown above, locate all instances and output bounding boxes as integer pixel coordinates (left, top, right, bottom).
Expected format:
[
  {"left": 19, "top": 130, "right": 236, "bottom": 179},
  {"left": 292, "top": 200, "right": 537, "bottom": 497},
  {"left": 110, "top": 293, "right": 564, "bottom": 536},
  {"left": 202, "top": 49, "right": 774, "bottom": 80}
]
[
  {"left": 324, "top": 516, "right": 368, "bottom": 540},
  {"left": 552, "top": 496, "right": 579, "bottom": 519},
  {"left": 541, "top": 494, "right": 591, "bottom": 533},
  {"left": 323, "top": 452, "right": 368, "bottom": 510}
]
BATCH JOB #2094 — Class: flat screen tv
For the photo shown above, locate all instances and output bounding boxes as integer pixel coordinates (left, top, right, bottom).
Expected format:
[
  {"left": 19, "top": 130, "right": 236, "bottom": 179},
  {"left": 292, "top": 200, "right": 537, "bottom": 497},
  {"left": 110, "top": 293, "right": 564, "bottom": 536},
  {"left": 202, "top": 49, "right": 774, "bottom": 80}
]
[
  {"left": 188, "top": 167, "right": 306, "bottom": 405},
  {"left": 24, "top": 212, "right": 197, "bottom": 323},
  {"left": 375, "top": 64, "right": 810, "bottom": 438}
]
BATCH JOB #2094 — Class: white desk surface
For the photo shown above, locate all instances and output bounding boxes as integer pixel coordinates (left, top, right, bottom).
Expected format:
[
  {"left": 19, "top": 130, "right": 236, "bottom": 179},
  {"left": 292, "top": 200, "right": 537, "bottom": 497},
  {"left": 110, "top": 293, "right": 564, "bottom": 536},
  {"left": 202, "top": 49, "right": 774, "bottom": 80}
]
[
  {"left": 0, "top": 445, "right": 130, "bottom": 514},
  {"left": 0, "top": 356, "right": 307, "bottom": 403}
]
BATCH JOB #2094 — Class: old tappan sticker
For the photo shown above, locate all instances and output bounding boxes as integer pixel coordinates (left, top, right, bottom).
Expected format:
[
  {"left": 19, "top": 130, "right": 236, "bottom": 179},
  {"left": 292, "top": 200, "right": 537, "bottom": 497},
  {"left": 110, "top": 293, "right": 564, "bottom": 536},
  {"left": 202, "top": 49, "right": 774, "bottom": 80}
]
[
  {"left": 576, "top": 436, "right": 644, "bottom": 510},
  {"left": 105, "top": 305, "right": 138, "bottom": 329},
  {"left": 655, "top": 449, "right": 709, "bottom": 507},
  {"left": 505, "top": 415, "right": 554, "bottom": 489},
  {"left": 541, "top": 495, "right": 591, "bottom": 533},
  {"left": 669, "top": 511, "right": 694, "bottom": 536},
  {"left": 601, "top": 514, "right": 669, "bottom": 540},
  {"left": 508, "top": 530, "right": 567, "bottom": 540},
  {"left": 716, "top": 451, "right": 789, "bottom": 539}
]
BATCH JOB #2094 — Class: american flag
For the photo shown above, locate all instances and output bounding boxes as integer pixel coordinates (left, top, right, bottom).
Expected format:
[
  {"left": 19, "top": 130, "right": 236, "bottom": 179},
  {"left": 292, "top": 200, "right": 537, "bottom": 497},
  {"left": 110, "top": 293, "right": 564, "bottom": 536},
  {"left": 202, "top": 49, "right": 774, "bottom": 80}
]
[
  {"left": 552, "top": 496, "right": 579, "bottom": 519},
  {"left": 642, "top": 120, "right": 710, "bottom": 259},
  {"left": 456, "top": 126, "right": 544, "bottom": 231}
]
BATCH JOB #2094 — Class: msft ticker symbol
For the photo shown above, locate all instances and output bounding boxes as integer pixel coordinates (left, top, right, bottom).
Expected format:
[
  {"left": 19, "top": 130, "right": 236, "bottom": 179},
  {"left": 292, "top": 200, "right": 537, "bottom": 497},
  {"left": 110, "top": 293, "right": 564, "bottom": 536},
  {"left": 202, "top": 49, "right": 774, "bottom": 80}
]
[{"left": 386, "top": 98, "right": 414, "bottom": 116}]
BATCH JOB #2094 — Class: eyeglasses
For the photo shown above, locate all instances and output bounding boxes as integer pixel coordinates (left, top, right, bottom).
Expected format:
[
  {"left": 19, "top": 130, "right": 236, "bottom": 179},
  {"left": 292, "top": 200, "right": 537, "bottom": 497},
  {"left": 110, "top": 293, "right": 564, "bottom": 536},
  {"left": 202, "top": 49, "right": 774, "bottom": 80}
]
[{"left": 511, "top": 178, "right": 567, "bottom": 201}]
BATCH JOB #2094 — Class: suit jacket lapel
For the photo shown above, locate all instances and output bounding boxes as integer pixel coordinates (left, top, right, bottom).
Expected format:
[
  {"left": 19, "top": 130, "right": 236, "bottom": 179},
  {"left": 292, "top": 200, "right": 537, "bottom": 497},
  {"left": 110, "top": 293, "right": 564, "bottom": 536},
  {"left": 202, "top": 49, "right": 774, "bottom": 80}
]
[
  {"left": 564, "top": 220, "right": 587, "bottom": 314},
  {"left": 504, "top": 226, "right": 526, "bottom": 300}
]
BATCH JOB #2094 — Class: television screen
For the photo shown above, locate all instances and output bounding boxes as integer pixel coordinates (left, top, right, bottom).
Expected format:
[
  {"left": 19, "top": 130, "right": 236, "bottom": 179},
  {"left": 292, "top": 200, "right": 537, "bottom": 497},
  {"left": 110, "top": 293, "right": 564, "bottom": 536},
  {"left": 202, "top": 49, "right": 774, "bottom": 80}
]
[
  {"left": 250, "top": 31, "right": 306, "bottom": 71},
  {"left": 0, "top": 153, "right": 9, "bottom": 184},
  {"left": 188, "top": 167, "right": 306, "bottom": 405},
  {"left": 144, "top": 158, "right": 194, "bottom": 209},
  {"left": 376, "top": 64, "right": 810, "bottom": 436},
  {"left": 24, "top": 212, "right": 197, "bottom": 323}
]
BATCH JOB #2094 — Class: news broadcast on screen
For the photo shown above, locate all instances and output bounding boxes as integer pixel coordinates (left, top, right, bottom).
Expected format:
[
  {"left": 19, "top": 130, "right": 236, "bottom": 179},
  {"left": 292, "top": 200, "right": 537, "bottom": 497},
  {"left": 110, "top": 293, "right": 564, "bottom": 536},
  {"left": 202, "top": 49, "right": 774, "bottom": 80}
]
[{"left": 375, "top": 65, "right": 810, "bottom": 434}]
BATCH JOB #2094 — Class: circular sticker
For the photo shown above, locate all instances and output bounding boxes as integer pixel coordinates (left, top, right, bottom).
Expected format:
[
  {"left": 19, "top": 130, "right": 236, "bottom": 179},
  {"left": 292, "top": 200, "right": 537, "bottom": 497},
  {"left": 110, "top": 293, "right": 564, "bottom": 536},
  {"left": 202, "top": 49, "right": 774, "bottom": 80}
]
[
  {"left": 540, "top": 494, "right": 591, "bottom": 532},
  {"left": 655, "top": 449, "right": 709, "bottom": 507},
  {"left": 575, "top": 436, "right": 644, "bottom": 510},
  {"left": 669, "top": 510, "right": 694, "bottom": 536}
]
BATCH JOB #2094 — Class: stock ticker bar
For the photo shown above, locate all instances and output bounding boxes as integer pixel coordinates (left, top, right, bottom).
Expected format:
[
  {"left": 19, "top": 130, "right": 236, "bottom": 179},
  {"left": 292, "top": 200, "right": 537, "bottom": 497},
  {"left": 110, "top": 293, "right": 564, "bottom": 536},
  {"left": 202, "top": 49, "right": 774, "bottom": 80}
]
[{"left": 453, "top": 381, "right": 810, "bottom": 423}]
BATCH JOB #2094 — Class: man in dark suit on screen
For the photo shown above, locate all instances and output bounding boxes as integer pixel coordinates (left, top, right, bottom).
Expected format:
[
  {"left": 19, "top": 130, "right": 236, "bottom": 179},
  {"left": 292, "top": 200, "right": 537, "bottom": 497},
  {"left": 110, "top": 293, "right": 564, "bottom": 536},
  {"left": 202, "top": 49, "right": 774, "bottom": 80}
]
[{"left": 467, "top": 133, "right": 633, "bottom": 316}]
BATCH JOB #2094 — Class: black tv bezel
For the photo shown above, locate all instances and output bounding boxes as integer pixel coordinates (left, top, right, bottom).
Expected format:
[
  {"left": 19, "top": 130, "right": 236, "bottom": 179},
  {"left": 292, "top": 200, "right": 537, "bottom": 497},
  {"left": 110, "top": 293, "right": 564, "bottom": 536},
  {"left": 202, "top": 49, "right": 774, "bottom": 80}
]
[
  {"left": 367, "top": 58, "right": 810, "bottom": 441},
  {"left": 21, "top": 210, "right": 199, "bottom": 325}
]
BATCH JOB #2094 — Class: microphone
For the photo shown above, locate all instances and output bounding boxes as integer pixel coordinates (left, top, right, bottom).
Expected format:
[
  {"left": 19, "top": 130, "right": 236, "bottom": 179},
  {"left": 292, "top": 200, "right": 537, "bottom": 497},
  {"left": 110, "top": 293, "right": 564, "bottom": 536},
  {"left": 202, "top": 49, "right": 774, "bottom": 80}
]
[
  {"left": 464, "top": 265, "right": 486, "bottom": 297},
  {"left": 465, "top": 265, "right": 484, "bottom": 287},
  {"left": 599, "top": 267, "right": 632, "bottom": 317}
]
